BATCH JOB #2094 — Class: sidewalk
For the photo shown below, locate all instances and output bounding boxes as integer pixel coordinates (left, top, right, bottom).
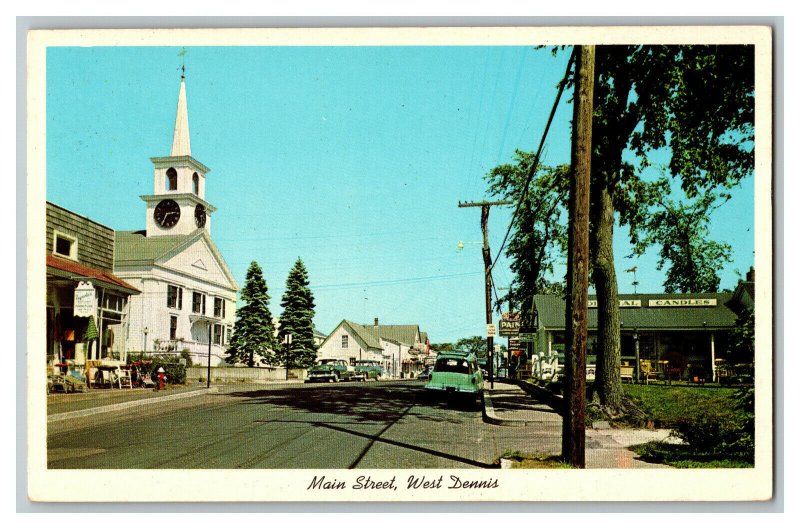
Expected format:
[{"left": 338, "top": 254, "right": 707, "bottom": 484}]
[
  {"left": 483, "top": 379, "right": 671, "bottom": 469},
  {"left": 46, "top": 379, "right": 304, "bottom": 420}
]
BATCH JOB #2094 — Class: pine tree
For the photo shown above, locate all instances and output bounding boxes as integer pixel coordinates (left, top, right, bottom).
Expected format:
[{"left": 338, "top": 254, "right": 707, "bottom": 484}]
[
  {"left": 278, "top": 258, "right": 318, "bottom": 369},
  {"left": 226, "top": 261, "right": 278, "bottom": 367}
]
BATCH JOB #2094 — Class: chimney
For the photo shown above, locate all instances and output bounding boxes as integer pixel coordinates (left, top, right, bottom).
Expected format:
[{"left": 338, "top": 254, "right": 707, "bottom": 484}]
[
  {"left": 374, "top": 318, "right": 379, "bottom": 327},
  {"left": 746, "top": 267, "right": 755, "bottom": 282}
]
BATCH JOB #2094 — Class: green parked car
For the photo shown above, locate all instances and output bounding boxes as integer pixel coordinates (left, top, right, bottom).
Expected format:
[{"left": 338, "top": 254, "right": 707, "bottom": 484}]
[
  {"left": 424, "top": 352, "right": 484, "bottom": 405},
  {"left": 306, "top": 359, "right": 364, "bottom": 383},
  {"left": 354, "top": 360, "right": 384, "bottom": 380}
]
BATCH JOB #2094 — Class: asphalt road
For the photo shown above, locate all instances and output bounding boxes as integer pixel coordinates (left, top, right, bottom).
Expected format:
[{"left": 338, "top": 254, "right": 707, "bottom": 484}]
[{"left": 47, "top": 380, "right": 561, "bottom": 469}]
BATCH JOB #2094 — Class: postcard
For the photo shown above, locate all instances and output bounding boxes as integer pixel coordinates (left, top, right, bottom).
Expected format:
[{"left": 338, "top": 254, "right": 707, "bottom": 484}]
[{"left": 27, "top": 25, "right": 773, "bottom": 502}]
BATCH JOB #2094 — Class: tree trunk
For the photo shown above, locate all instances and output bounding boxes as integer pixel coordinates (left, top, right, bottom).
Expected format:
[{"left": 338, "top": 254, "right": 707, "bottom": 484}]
[{"left": 590, "top": 179, "right": 623, "bottom": 412}]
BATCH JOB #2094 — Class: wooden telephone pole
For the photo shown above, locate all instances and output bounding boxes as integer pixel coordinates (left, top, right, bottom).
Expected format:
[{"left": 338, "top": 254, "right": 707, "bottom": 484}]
[
  {"left": 562, "top": 45, "right": 595, "bottom": 468},
  {"left": 458, "top": 200, "right": 512, "bottom": 389}
]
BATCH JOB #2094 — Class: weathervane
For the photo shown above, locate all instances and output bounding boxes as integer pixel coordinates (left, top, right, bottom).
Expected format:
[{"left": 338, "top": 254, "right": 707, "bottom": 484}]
[{"left": 177, "top": 48, "right": 187, "bottom": 78}]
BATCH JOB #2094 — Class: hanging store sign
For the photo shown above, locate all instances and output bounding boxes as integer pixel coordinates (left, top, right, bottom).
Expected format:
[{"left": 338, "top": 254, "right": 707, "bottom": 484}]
[
  {"left": 499, "top": 311, "right": 521, "bottom": 336},
  {"left": 518, "top": 333, "right": 536, "bottom": 342},
  {"left": 587, "top": 299, "right": 642, "bottom": 308},
  {"left": 648, "top": 298, "right": 717, "bottom": 308},
  {"left": 73, "top": 281, "right": 96, "bottom": 318},
  {"left": 508, "top": 338, "right": 521, "bottom": 349}
]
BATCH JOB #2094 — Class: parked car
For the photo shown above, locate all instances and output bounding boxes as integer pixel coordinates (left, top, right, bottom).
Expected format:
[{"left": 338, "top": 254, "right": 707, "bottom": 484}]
[
  {"left": 424, "top": 352, "right": 484, "bottom": 405},
  {"left": 354, "top": 360, "right": 384, "bottom": 380},
  {"left": 416, "top": 365, "right": 433, "bottom": 381},
  {"left": 306, "top": 359, "right": 365, "bottom": 383}
]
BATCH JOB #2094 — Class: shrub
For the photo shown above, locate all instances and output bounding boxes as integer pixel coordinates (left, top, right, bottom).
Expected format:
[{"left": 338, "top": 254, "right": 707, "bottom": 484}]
[
  {"left": 127, "top": 353, "right": 187, "bottom": 385},
  {"left": 670, "top": 387, "right": 754, "bottom": 460}
]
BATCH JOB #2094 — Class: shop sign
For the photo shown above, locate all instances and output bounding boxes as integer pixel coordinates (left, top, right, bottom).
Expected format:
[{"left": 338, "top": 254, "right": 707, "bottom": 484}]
[
  {"left": 508, "top": 338, "right": 521, "bottom": 349},
  {"left": 648, "top": 298, "right": 717, "bottom": 308},
  {"left": 499, "top": 320, "right": 521, "bottom": 336},
  {"left": 73, "top": 281, "right": 96, "bottom": 317},
  {"left": 518, "top": 333, "right": 536, "bottom": 342},
  {"left": 486, "top": 323, "right": 496, "bottom": 337},
  {"left": 587, "top": 299, "right": 641, "bottom": 308}
]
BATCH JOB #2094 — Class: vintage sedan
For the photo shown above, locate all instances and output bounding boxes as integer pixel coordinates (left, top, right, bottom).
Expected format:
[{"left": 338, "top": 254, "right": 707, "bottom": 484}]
[
  {"left": 305, "top": 359, "right": 365, "bottom": 383},
  {"left": 424, "top": 352, "right": 484, "bottom": 404},
  {"left": 354, "top": 360, "right": 384, "bottom": 380}
]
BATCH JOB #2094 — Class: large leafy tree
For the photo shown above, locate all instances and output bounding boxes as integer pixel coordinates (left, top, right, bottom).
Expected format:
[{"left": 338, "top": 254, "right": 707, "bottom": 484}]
[
  {"left": 580, "top": 45, "right": 754, "bottom": 412},
  {"left": 484, "top": 155, "right": 570, "bottom": 321},
  {"left": 278, "top": 258, "right": 318, "bottom": 369},
  {"left": 226, "top": 261, "right": 278, "bottom": 367},
  {"left": 635, "top": 188, "right": 733, "bottom": 293},
  {"left": 453, "top": 336, "right": 488, "bottom": 359}
]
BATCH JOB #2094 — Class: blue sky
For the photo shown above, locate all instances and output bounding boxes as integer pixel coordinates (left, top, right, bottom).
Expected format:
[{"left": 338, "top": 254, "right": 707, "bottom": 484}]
[{"left": 45, "top": 46, "right": 754, "bottom": 343}]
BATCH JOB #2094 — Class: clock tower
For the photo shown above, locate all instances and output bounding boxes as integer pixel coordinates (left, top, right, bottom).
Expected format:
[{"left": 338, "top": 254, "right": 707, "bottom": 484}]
[{"left": 143, "top": 74, "right": 216, "bottom": 237}]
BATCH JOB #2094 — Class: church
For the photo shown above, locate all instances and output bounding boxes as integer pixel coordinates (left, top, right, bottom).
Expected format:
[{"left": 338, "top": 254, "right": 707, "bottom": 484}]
[{"left": 114, "top": 74, "right": 238, "bottom": 366}]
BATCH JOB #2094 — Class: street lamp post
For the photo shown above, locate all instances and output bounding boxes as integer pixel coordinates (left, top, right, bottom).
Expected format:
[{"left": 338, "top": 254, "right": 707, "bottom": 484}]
[
  {"left": 143, "top": 327, "right": 149, "bottom": 355},
  {"left": 284, "top": 333, "right": 292, "bottom": 381},
  {"left": 633, "top": 329, "right": 640, "bottom": 384},
  {"left": 207, "top": 322, "right": 212, "bottom": 389}
]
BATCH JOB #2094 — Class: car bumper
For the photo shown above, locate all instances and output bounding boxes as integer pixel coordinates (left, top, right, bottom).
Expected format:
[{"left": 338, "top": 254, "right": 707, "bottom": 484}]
[{"left": 424, "top": 383, "right": 482, "bottom": 395}]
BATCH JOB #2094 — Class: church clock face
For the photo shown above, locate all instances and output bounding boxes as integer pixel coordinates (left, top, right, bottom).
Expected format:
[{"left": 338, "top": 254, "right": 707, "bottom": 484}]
[
  {"left": 154, "top": 199, "right": 181, "bottom": 228},
  {"left": 194, "top": 204, "right": 207, "bottom": 228}
]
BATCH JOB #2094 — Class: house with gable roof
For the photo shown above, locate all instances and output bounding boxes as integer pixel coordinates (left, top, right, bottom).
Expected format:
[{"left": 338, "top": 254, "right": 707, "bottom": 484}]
[{"left": 317, "top": 318, "right": 432, "bottom": 378}]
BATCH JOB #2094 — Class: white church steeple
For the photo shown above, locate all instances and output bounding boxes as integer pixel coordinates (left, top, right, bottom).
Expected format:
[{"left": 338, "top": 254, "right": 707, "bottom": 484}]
[
  {"left": 170, "top": 74, "right": 191, "bottom": 157},
  {"left": 143, "top": 72, "right": 215, "bottom": 237}
]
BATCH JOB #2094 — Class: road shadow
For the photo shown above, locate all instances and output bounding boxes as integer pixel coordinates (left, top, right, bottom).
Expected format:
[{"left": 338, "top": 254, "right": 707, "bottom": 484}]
[{"left": 226, "top": 381, "right": 479, "bottom": 424}]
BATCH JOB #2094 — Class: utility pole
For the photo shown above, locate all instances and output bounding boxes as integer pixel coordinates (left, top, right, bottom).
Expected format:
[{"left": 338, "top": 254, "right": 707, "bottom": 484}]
[
  {"left": 562, "top": 45, "right": 595, "bottom": 468},
  {"left": 458, "top": 200, "right": 512, "bottom": 389}
]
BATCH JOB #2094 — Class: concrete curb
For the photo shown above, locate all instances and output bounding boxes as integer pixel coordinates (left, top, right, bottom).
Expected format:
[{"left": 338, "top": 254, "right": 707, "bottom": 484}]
[
  {"left": 48, "top": 387, "right": 220, "bottom": 423},
  {"left": 481, "top": 390, "right": 549, "bottom": 427}
]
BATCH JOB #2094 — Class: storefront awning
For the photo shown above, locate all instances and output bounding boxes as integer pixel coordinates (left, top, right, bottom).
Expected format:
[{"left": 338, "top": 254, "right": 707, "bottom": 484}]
[{"left": 47, "top": 255, "right": 140, "bottom": 295}]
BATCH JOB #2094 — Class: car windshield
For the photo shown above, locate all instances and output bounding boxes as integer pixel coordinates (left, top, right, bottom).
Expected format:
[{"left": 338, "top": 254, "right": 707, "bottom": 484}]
[
  {"left": 319, "top": 360, "right": 337, "bottom": 365},
  {"left": 434, "top": 357, "right": 471, "bottom": 374}
]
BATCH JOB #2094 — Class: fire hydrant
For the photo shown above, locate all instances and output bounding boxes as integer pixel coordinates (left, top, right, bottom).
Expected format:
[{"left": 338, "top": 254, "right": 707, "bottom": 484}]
[{"left": 157, "top": 367, "right": 166, "bottom": 391}]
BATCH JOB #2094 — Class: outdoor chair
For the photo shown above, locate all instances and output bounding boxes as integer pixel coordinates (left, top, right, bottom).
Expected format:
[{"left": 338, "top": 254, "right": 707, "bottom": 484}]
[
  {"left": 640, "top": 360, "right": 658, "bottom": 385},
  {"left": 117, "top": 368, "right": 133, "bottom": 389},
  {"left": 620, "top": 364, "right": 634, "bottom": 383}
]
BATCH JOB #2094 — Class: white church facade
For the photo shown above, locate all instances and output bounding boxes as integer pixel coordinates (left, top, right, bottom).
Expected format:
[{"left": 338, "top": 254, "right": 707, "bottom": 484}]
[{"left": 114, "top": 74, "right": 238, "bottom": 366}]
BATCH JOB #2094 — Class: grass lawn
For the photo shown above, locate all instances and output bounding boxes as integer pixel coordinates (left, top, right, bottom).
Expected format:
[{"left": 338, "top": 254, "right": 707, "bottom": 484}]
[
  {"left": 623, "top": 384, "right": 740, "bottom": 427},
  {"left": 621, "top": 384, "right": 754, "bottom": 468},
  {"left": 496, "top": 450, "right": 571, "bottom": 469}
]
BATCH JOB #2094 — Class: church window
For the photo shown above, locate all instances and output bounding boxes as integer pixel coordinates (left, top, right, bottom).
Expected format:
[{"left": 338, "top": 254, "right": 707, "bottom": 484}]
[
  {"left": 169, "top": 315, "right": 178, "bottom": 340},
  {"left": 341, "top": 335, "right": 349, "bottom": 349},
  {"left": 213, "top": 324, "right": 224, "bottom": 345},
  {"left": 192, "top": 173, "right": 199, "bottom": 195},
  {"left": 53, "top": 231, "right": 78, "bottom": 260},
  {"left": 166, "top": 168, "right": 178, "bottom": 191},
  {"left": 167, "top": 285, "right": 183, "bottom": 309},
  {"left": 214, "top": 297, "right": 226, "bottom": 318},
  {"left": 192, "top": 292, "right": 206, "bottom": 314}
]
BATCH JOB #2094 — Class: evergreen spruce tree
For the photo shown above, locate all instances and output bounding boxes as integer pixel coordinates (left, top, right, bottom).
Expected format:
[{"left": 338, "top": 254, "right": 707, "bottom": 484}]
[
  {"left": 226, "top": 261, "right": 278, "bottom": 367},
  {"left": 278, "top": 258, "right": 318, "bottom": 369}
]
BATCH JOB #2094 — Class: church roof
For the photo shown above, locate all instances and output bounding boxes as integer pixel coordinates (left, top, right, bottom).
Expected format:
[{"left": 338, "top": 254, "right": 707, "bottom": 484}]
[{"left": 114, "top": 229, "right": 238, "bottom": 291}]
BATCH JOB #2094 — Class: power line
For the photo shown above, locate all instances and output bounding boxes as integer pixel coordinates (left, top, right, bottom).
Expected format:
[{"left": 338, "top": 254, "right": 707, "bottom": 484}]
[{"left": 489, "top": 48, "right": 576, "bottom": 273}]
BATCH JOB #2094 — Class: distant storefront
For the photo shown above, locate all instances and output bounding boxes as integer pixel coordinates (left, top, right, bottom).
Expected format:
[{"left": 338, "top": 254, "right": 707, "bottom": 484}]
[
  {"left": 530, "top": 275, "right": 755, "bottom": 381},
  {"left": 46, "top": 202, "right": 140, "bottom": 367}
]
